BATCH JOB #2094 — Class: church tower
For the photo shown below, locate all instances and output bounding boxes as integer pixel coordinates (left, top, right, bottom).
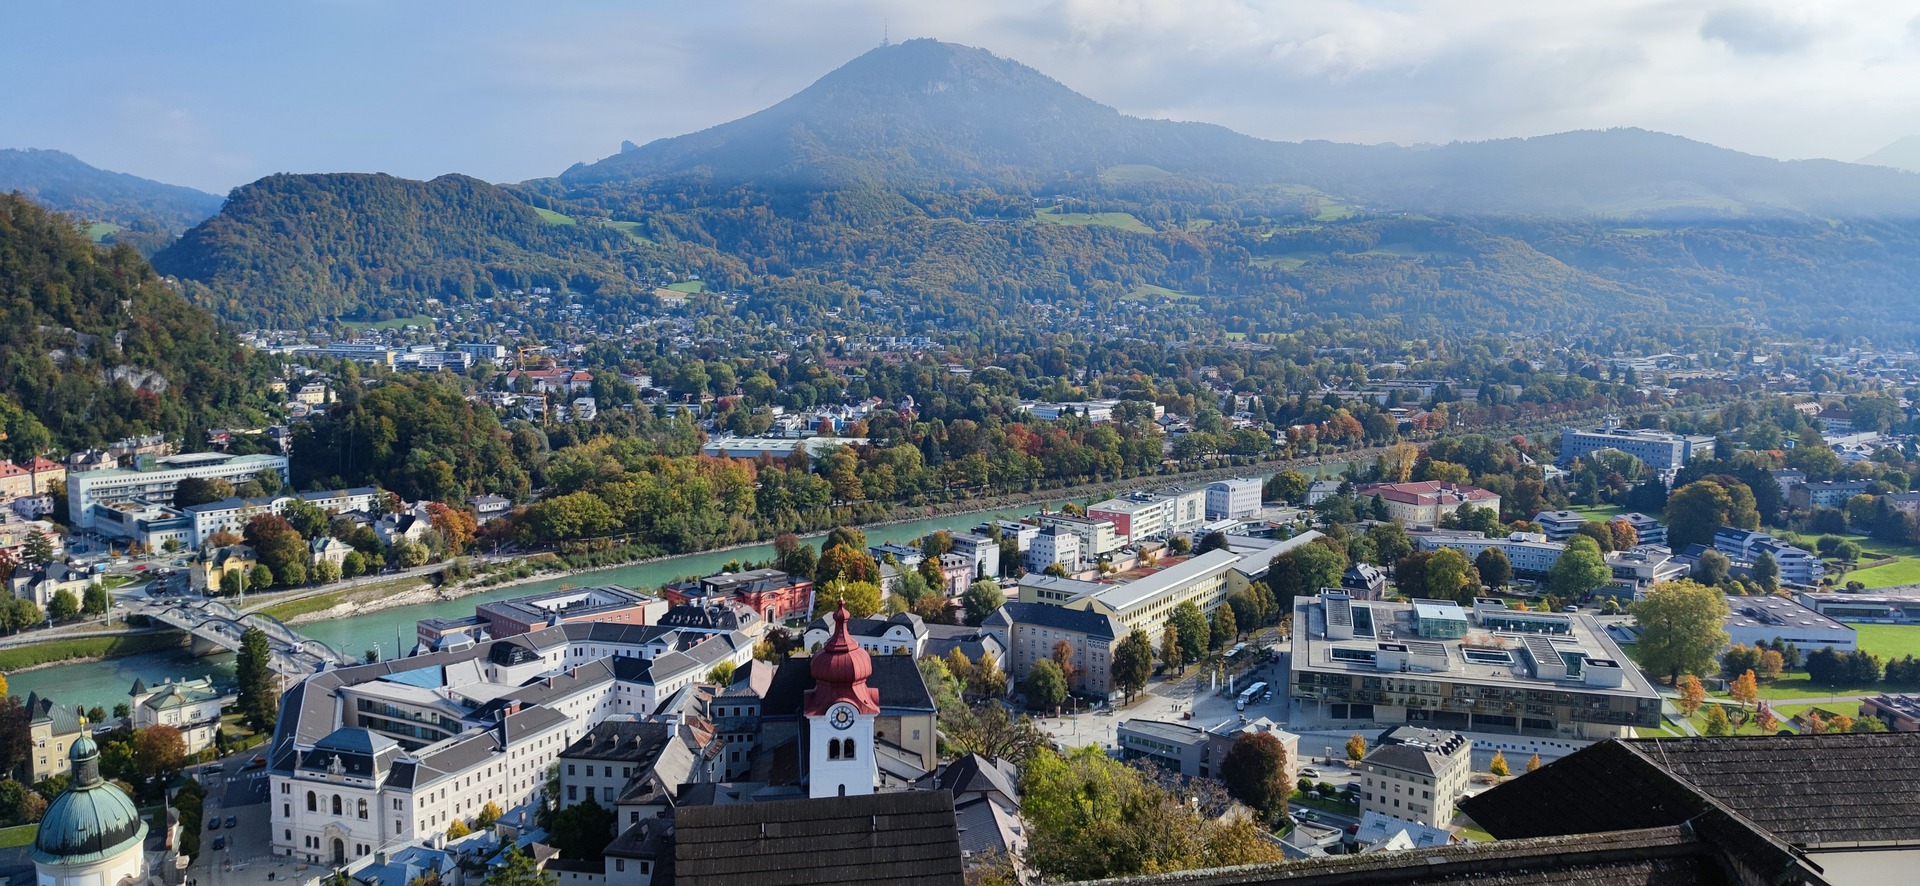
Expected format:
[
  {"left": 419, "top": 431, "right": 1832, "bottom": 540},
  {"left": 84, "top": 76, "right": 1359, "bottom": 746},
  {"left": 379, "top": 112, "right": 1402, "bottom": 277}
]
[{"left": 805, "top": 602, "right": 881, "bottom": 798}]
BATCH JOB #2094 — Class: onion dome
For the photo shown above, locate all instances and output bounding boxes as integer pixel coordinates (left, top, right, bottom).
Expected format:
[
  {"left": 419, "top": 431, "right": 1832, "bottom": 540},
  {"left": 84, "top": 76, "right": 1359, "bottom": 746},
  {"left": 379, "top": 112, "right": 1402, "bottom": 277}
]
[
  {"left": 33, "top": 726, "right": 147, "bottom": 865},
  {"left": 803, "top": 602, "right": 881, "bottom": 716}
]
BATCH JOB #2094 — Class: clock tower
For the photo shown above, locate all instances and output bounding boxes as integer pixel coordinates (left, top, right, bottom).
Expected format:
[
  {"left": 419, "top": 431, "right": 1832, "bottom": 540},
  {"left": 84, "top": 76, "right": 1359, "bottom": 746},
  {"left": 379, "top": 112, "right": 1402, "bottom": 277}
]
[{"left": 805, "top": 602, "right": 881, "bottom": 798}]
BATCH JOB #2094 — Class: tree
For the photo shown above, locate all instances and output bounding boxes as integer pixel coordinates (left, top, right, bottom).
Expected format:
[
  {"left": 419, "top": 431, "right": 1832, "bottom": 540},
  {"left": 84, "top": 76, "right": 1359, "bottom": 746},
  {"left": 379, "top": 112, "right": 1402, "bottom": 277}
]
[
  {"left": 1678, "top": 675, "right": 1707, "bottom": 716},
  {"left": 707, "top": 661, "right": 736, "bottom": 686},
  {"left": 1161, "top": 622, "right": 1182, "bottom": 672},
  {"left": 1367, "top": 521, "right": 1414, "bottom": 566},
  {"left": 1022, "top": 659, "right": 1068, "bottom": 710},
  {"left": 1751, "top": 550, "right": 1780, "bottom": 594},
  {"left": 1051, "top": 640, "right": 1077, "bottom": 687},
  {"left": 1756, "top": 704, "right": 1780, "bottom": 733},
  {"left": 488, "top": 847, "right": 552, "bottom": 886},
  {"left": 1219, "top": 732, "right": 1290, "bottom": 822},
  {"left": 244, "top": 514, "right": 308, "bottom": 585},
  {"left": 85, "top": 706, "right": 106, "bottom": 725},
  {"left": 247, "top": 563, "right": 275, "bottom": 592},
  {"left": 1730, "top": 670, "right": 1760, "bottom": 709},
  {"left": 475, "top": 801, "right": 503, "bottom": 829},
  {"left": 237, "top": 627, "right": 279, "bottom": 730},
  {"left": 20, "top": 531, "right": 53, "bottom": 569},
  {"left": 919, "top": 656, "right": 964, "bottom": 714},
  {"left": 312, "top": 558, "right": 341, "bottom": 584},
  {"left": 393, "top": 540, "right": 430, "bottom": 568},
  {"left": 813, "top": 579, "right": 882, "bottom": 620},
  {"left": 547, "top": 797, "right": 615, "bottom": 859},
  {"left": 445, "top": 819, "right": 472, "bottom": 838},
  {"left": 1759, "top": 649, "right": 1785, "bottom": 681},
  {"left": 961, "top": 580, "right": 1004, "bottom": 626},
  {"left": 1113, "top": 629, "right": 1153, "bottom": 703},
  {"left": 1549, "top": 536, "right": 1612, "bottom": 598},
  {"left": 133, "top": 725, "right": 186, "bottom": 779},
  {"left": 1423, "top": 548, "right": 1479, "bottom": 603},
  {"left": 82, "top": 584, "right": 109, "bottom": 616},
  {"left": 219, "top": 570, "right": 245, "bottom": 598},
  {"left": 1691, "top": 549, "right": 1732, "bottom": 587},
  {"left": 973, "top": 652, "right": 1007, "bottom": 697},
  {"left": 1171, "top": 601, "right": 1208, "bottom": 665},
  {"left": 1265, "top": 470, "right": 1309, "bottom": 504},
  {"left": 1703, "top": 704, "right": 1733, "bottom": 736},
  {"left": 1267, "top": 543, "right": 1348, "bottom": 609},
  {"left": 1210, "top": 604, "right": 1238, "bottom": 648},
  {"left": 1475, "top": 547, "right": 1513, "bottom": 588},
  {"left": 1631, "top": 580, "right": 1731, "bottom": 684},
  {"left": 1345, "top": 733, "right": 1367, "bottom": 762},
  {"left": 1526, "top": 753, "right": 1542, "bottom": 773},
  {"left": 1666, "top": 480, "right": 1758, "bottom": 552},
  {"left": 341, "top": 550, "right": 366, "bottom": 578},
  {"left": 943, "top": 702, "right": 1049, "bottom": 764},
  {"left": 47, "top": 590, "right": 78, "bottom": 622},
  {"left": 816, "top": 544, "right": 879, "bottom": 585},
  {"left": 1489, "top": 750, "right": 1509, "bottom": 777},
  {"left": 172, "top": 477, "right": 234, "bottom": 509}
]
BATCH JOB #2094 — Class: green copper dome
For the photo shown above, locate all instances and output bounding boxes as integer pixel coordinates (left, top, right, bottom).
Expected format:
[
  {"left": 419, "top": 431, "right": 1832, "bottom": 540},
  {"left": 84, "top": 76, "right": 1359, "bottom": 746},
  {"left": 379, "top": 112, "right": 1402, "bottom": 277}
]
[{"left": 32, "top": 731, "right": 146, "bottom": 866}]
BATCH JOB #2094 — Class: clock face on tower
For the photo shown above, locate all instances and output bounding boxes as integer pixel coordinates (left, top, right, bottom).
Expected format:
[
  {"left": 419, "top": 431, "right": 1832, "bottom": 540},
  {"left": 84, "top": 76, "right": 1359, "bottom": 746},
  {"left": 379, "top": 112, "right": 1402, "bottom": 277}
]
[{"left": 828, "top": 702, "right": 857, "bottom": 731}]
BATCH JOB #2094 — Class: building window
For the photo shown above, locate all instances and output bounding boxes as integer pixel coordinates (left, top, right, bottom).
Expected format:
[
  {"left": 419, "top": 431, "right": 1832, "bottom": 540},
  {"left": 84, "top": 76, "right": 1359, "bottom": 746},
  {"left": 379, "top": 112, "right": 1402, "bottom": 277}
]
[
  {"left": 307, "top": 791, "right": 317, "bottom": 812},
  {"left": 359, "top": 798, "right": 369, "bottom": 819},
  {"left": 332, "top": 795, "right": 343, "bottom": 815}
]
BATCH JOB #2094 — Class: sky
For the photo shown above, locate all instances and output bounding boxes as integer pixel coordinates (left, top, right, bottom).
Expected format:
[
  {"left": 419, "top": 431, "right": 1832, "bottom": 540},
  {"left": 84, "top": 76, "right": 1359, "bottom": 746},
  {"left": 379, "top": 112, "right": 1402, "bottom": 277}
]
[{"left": 4, "top": 0, "right": 1920, "bottom": 193}]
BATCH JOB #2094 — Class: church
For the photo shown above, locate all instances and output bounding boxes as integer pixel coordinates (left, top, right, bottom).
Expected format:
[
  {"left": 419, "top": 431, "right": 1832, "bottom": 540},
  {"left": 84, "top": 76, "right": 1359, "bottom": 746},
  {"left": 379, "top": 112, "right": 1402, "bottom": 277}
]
[{"left": 31, "top": 727, "right": 151, "bottom": 886}]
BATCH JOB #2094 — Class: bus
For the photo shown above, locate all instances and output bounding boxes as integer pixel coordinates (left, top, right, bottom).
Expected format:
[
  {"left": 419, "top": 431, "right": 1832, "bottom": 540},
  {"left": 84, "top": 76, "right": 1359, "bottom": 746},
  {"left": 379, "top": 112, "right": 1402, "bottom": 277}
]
[{"left": 1237, "top": 682, "right": 1267, "bottom": 710}]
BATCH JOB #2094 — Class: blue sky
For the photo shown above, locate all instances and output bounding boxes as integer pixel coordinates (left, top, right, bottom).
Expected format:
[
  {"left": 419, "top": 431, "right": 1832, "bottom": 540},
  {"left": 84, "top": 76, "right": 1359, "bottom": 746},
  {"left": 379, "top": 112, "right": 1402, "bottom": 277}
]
[{"left": 5, "top": 0, "right": 1919, "bottom": 193}]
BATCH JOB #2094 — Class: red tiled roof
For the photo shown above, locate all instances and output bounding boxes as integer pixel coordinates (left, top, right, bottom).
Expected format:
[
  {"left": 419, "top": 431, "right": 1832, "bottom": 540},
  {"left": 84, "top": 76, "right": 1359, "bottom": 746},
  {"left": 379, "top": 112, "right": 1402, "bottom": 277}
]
[{"left": 1358, "top": 480, "right": 1498, "bottom": 506}]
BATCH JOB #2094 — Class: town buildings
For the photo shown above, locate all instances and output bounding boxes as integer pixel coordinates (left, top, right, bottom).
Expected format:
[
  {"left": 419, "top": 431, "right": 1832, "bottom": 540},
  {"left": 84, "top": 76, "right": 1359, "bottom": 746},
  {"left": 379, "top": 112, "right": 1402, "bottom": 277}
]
[
  {"left": 475, "top": 586, "right": 665, "bottom": 638},
  {"left": 1088, "top": 489, "right": 1207, "bottom": 544},
  {"left": 1412, "top": 529, "right": 1565, "bottom": 576},
  {"left": 1712, "top": 528, "right": 1825, "bottom": 586},
  {"left": 1358, "top": 726, "right": 1473, "bottom": 827},
  {"left": 129, "top": 676, "right": 231, "bottom": 754},
  {"left": 66, "top": 452, "right": 289, "bottom": 530},
  {"left": 1205, "top": 478, "right": 1264, "bottom": 520},
  {"left": 1557, "top": 423, "right": 1715, "bottom": 472},
  {"left": 1352, "top": 481, "right": 1501, "bottom": 528},
  {"left": 1790, "top": 479, "right": 1877, "bottom": 511},
  {"left": 1289, "top": 593, "right": 1662, "bottom": 739},
  {"left": 25, "top": 693, "right": 84, "bottom": 783},
  {"left": 1532, "top": 510, "right": 1588, "bottom": 542},
  {"left": 1117, "top": 716, "right": 1300, "bottom": 784},
  {"left": 1026, "top": 526, "right": 1081, "bottom": 573},
  {"left": 1796, "top": 590, "right": 1920, "bottom": 624},
  {"left": 982, "top": 602, "right": 1122, "bottom": 697},
  {"left": 1032, "top": 512, "right": 1121, "bottom": 559},
  {"left": 1603, "top": 547, "right": 1689, "bottom": 598},
  {"left": 664, "top": 568, "right": 815, "bottom": 625},
  {"left": 1723, "top": 595, "right": 1857, "bottom": 654}
]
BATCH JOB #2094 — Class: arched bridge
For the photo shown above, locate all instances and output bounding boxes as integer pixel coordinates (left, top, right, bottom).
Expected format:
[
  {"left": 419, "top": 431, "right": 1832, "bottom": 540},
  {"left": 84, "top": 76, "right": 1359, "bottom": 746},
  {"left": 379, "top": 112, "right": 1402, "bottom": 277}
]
[{"left": 144, "top": 599, "right": 355, "bottom": 676}]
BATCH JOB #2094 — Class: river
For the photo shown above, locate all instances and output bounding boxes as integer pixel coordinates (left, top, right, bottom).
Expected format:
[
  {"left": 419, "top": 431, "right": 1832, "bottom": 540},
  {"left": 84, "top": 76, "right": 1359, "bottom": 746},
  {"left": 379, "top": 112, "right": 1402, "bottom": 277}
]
[{"left": 12, "top": 460, "right": 1354, "bottom": 710}]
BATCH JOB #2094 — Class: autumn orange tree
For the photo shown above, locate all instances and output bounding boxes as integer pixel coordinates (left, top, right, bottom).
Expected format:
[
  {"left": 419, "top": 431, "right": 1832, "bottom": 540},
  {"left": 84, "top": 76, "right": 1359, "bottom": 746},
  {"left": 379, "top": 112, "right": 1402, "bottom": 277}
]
[{"left": 1678, "top": 675, "right": 1707, "bottom": 717}]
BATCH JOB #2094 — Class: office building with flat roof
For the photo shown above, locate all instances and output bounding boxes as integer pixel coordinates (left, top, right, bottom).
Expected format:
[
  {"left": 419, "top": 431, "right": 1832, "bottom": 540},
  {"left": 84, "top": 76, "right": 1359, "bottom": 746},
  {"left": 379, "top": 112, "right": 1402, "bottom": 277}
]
[
  {"left": 67, "top": 453, "right": 289, "bottom": 529},
  {"left": 1724, "top": 596, "right": 1856, "bottom": 654},
  {"left": 1289, "top": 593, "right": 1662, "bottom": 740},
  {"left": 1558, "top": 425, "right": 1714, "bottom": 471}
]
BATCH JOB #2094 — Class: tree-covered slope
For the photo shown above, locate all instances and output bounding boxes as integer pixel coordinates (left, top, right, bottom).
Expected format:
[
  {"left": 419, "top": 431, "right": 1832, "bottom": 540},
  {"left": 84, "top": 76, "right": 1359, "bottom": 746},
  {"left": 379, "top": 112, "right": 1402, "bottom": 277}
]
[
  {"left": 0, "top": 193, "right": 274, "bottom": 460},
  {"left": 153, "top": 172, "right": 679, "bottom": 326},
  {"left": 0, "top": 148, "right": 224, "bottom": 241}
]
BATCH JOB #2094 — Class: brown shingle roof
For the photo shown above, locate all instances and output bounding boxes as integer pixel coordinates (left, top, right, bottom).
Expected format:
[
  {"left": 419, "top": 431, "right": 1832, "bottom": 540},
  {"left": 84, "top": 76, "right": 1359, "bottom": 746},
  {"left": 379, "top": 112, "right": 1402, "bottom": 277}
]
[{"left": 674, "top": 790, "right": 965, "bottom": 886}]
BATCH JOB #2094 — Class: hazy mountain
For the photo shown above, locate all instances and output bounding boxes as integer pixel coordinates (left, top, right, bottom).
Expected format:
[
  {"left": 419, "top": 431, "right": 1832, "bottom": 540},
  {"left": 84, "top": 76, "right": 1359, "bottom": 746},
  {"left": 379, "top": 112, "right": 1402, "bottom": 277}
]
[
  {"left": 565, "top": 39, "right": 1920, "bottom": 219},
  {"left": 153, "top": 172, "right": 677, "bottom": 326},
  {"left": 0, "top": 148, "right": 224, "bottom": 237},
  {"left": 1858, "top": 137, "right": 1920, "bottom": 174}
]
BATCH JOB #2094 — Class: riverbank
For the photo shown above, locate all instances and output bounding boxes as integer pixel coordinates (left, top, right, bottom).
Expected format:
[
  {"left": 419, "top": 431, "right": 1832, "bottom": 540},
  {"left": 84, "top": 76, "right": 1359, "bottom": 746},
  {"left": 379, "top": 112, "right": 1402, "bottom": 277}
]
[{"left": 0, "top": 631, "right": 183, "bottom": 673}]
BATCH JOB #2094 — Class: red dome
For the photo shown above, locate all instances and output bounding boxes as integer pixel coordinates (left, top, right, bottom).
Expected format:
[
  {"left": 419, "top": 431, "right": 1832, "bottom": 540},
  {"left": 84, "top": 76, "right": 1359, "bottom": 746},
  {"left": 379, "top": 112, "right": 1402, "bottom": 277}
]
[{"left": 803, "top": 602, "right": 881, "bottom": 716}]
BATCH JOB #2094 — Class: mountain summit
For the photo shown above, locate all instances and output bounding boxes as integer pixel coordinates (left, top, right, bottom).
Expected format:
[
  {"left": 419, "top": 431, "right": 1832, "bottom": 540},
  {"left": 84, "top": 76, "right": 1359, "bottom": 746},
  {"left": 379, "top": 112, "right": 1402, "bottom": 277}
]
[
  {"left": 560, "top": 39, "right": 1920, "bottom": 218},
  {"left": 561, "top": 39, "right": 1279, "bottom": 187}
]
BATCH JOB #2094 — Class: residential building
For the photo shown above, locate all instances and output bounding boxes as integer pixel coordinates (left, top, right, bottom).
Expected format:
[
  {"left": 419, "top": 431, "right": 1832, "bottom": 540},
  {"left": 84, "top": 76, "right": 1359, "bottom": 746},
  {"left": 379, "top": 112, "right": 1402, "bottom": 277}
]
[
  {"left": 1289, "top": 593, "right": 1662, "bottom": 739},
  {"left": 1790, "top": 479, "right": 1877, "bottom": 512},
  {"left": 1796, "top": 590, "right": 1920, "bottom": 624},
  {"left": 183, "top": 488, "right": 381, "bottom": 548},
  {"left": 468, "top": 494, "right": 512, "bottom": 523},
  {"left": 1358, "top": 726, "right": 1472, "bottom": 827},
  {"left": 664, "top": 568, "right": 814, "bottom": 625},
  {"left": 1352, "top": 481, "right": 1501, "bottom": 528},
  {"left": 476, "top": 586, "right": 666, "bottom": 637},
  {"left": 1533, "top": 510, "right": 1588, "bottom": 542},
  {"left": 1412, "top": 529, "right": 1565, "bottom": 576},
  {"left": 1032, "top": 512, "right": 1121, "bottom": 558},
  {"left": 1712, "top": 528, "right": 1825, "bottom": 585},
  {"left": 1060, "top": 548, "right": 1244, "bottom": 639},
  {"left": 1026, "top": 526, "right": 1081, "bottom": 573},
  {"left": 1090, "top": 491, "right": 1193, "bottom": 544},
  {"left": 802, "top": 612, "right": 929, "bottom": 657},
  {"left": 1306, "top": 480, "right": 1342, "bottom": 506},
  {"left": 1205, "top": 478, "right": 1263, "bottom": 520},
  {"left": 981, "top": 602, "right": 1122, "bottom": 697},
  {"left": 1817, "top": 405, "right": 1855, "bottom": 435},
  {"left": 296, "top": 343, "right": 397, "bottom": 367},
  {"left": 1724, "top": 596, "right": 1856, "bottom": 654},
  {"left": 869, "top": 542, "right": 925, "bottom": 569},
  {"left": 947, "top": 532, "right": 1000, "bottom": 581},
  {"left": 454, "top": 342, "right": 507, "bottom": 363},
  {"left": 1018, "top": 400, "right": 1120, "bottom": 423},
  {"left": 977, "top": 520, "right": 1037, "bottom": 552},
  {"left": 66, "top": 453, "right": 289, "bottom": 530},
  {"left": 310, "top": 537, "right": 353, "bottom": 570},
  {"left": 1616, "top": 511, "right": 1666, "bottom": 546},
  {"left": 6, "top": 562, "right": 93, "bottom": 610},
  {"left": 1557, "top": 424, "right": 1714, "bottom": 471},
  {"left": 555, "top": 719, "right": 717, "bottom": 811},
  {"left": 129, "top": 677, "right": 231, "bottom": 754},
  {"left": 25, "top": 693, "right": 84, "bottom": 783},
  {"left": 1603, "top": 547, "right": 1689, "bottom": 598},
  {"left": 1341, "top": 563, "right": 1387, "bottom": 599},
  {"left": 192, "top": 544, "right": 258, "bottom": 593}
]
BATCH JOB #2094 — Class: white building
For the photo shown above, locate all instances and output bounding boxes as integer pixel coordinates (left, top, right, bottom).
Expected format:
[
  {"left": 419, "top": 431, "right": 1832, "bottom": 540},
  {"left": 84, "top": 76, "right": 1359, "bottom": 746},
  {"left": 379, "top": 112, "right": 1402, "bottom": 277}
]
[
  {"left": 66, "top": 452, "right": 289, "bottom": 530},
  {"left": 1413, "top": 529, "right": 1566, "bottom": 576},
  {"left": 1027, "top": 526, "right": 1081, "bottom": 573},
  {"left": 1724, "top": 596, "right": 1856, "bottom": 655},
  {"left": 1358, "top": 727, "right": 1473, "bottom": 828},
  {"left": 130, "top": 676, "right": 230, "bottom": 754},
  {"left": 1558, "top": 424, "right": 1714, "bottom": 471},
  {"left": 1033, "top": 513, "right": 1120, "bottom": 558},
  {"left": 948, "top": 532, "right": 1000, "bottom": 580},
  {"left": 1533, "top": 510, "right": 1589, "bottom": 542},
  {"left": 1206, "top": 478, "right": 1263, "bottom": 520}
]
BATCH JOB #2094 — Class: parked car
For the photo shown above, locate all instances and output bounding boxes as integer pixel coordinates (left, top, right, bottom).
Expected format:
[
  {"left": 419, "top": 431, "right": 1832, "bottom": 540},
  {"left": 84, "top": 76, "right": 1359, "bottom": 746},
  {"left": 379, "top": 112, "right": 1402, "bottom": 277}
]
[
  {"left": 211, "top": 836, "right": 225, "bottom": 851},
  {"left": 225, "top": 816, "right": 236, "bottom": 828},
  {"left": 248, "top": 755, "right": 267, "bottom": 769},
  {"left": 1301, "top": 767, "right": 1322, "bottom": 779},
  {"left": 208, "top": 818, "right": 220, "bottom": 830}
]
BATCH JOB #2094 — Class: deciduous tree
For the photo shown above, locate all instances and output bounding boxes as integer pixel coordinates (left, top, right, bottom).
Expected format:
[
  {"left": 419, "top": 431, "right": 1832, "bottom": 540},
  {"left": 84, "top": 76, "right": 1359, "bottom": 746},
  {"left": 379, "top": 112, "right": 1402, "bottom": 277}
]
[{"left": 1631, "top": 580, "right": 1731, "bottom": 685}]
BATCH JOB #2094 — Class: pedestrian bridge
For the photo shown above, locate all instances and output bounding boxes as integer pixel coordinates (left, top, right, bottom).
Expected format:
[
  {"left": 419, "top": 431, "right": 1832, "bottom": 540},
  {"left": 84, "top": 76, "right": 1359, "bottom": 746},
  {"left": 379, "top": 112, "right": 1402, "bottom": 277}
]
[{"left": 145, "top": 599, "right": 355, "bottom": 676}]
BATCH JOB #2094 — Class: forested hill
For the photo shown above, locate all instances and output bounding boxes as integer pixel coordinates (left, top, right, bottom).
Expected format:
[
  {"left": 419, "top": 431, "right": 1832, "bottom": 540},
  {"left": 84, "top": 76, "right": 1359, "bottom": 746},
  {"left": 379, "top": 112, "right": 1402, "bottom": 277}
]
[
  {"left": 0, "top": 148, "right": 224, "bottom": 244},
  {"left": 567, "top": 39, "right": 1920, "bottom": 220},
  {"left": 153, "top": 172, "right": 685, "bottom": 327},
  {"left": 0, "top": 193, "right": 275, "bottom": 461}
]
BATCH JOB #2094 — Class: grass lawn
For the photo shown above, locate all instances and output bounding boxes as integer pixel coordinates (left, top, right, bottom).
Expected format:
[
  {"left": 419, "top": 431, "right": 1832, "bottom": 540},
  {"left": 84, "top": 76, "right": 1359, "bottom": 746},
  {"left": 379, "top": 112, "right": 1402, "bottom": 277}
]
[
  {"left": 663, "top": 280, "right": 705, "bottom": 293},
  {"left": 0, "top": 632, "right": 180, "bottom": 671},
  {"left": 1454, "top": 822, "right": 1494, "bottom": 842},
  {"left": 1312, "top": 201, "right": 1355, "bottom": 221},
  {"left": 1752, "top": 676, "right": 1889, "bottom": 700},
  {"left": 1250, "top": 255, "right": 1309, "bottom": 270},
  {"left": 533, "top": 207, "right": 576, "bottom": 225},
  {"left": 1099, "top": 164, "right": 1173, "bottom": 184},
  {"left": 605, "top": 220, "right": 654, "bottom": 243},
  {"left": 1125, "top": 284, "right": 1200, "bottom": 302},
  {"left": 83, "top": 222, "right": 124, "bottom": 242},
  {"left": 254, "top": 590, "right": 351, "bottom": 622},
  {"left": 1840, "top": 557, "right": 1920, "bottom": 589},
  {"left": 1771, "top": 700, "right": 1860, "bottom": 723},
  {"left": 1033, "top": 206, "right": 1153, "bottom": 233},
  {"left": 0, "top": 824, "right": 34, "bottom": 849},
  {"left": 1853, "top": 624, "right": 1920, "bottom": 660},
  {"left": 1567, "top": 504, "right": 1629, "bottom": 520}
]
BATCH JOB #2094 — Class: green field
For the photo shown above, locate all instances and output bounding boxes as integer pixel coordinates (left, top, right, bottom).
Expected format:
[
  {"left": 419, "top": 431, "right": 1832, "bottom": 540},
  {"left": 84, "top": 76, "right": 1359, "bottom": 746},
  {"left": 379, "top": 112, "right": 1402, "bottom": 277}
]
[
  {"left": 1125, "top": 284, "right": 1200, "bottom": 302},
  {"left": 254, "top": 590, "right": 351, "bottom": 622},
  {"left": 1847, "top": 558, "right": 1920, "bottom": 588},
  {"left": 1567, "top": 504, "right": 1630, "bottom": 520},
  {"left": 1854, "top": 624, "right": 1920, "bottom": 661},
  {"left": 1312, "top": 201, "right": 1356, "bottom": 222},
  {"left": 534, "top": 207, "right": 577, "bottom": 225},
  {"left": 0, "top": 632, "right": 180, "bottom": 671},
  {"left": 1182, "top": 218, "right": 1214, "bottom": 232},
  {"left": 1099, "top": 164, "right": 1173, "bottom": 184},
  {"left": 1033, "top": 206, "right": 1153, "bottom": 233},
  {"left": 342, "top": 314, "right": 438, "bottom": 331},
  {"left": 663, "top": 280, "right": 705, "bottom": 293},
  {"left": 1753, "top": 677, "right": 1890, "bottom": 700},
  {"left": 83, "top": 222, "right": 124, "bottom": 242},
  {"left": 0, "top": 824, "right": 34, "bottom": 849},
  {"left": 606, "top": 220, "right": 654, "bottom": 243},
  {"left": 1250, "top": 256, "right": 1309, "bottom": 270}
]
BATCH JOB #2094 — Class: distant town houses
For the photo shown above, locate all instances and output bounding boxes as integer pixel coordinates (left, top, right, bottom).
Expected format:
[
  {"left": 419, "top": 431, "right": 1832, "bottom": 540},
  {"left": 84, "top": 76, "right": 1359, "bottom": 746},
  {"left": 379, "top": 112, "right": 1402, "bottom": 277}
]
[
  {"left": 1351, "top": 480, "right": 1501, "bottom": 528},
  {"left": 1558, "top": 421, "right": 1715, "bottom": 473}
]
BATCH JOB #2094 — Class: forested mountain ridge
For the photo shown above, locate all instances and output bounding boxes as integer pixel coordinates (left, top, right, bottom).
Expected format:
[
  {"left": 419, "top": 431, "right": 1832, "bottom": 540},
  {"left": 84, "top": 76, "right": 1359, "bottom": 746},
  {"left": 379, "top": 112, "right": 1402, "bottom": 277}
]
[
  {"left": 0, "top": 193, "right": 275, "bottom": 461},
  {"left": 568, "top": 39, "right": 1920, "bottom": 220},
  {"left": 0, "top": 148, "right": 224, "bottom": 251},
  {"left": 152, "top": 172, "right": 688, "bottom": 326}
]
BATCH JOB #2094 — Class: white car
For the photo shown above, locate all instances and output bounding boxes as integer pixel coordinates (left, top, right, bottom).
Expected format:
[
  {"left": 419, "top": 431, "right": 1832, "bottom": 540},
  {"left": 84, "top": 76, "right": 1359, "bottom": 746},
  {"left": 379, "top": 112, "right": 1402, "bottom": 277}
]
[{"left": 1300, "top": 767, "right": 1322, "bottom": 779}]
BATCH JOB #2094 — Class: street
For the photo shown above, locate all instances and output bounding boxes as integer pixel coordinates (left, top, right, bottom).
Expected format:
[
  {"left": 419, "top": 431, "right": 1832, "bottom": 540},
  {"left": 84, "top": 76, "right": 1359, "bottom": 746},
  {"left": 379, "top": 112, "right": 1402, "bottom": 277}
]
[{"left": 193, "top": 749, "right": 303, "bottom": 886}]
